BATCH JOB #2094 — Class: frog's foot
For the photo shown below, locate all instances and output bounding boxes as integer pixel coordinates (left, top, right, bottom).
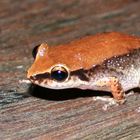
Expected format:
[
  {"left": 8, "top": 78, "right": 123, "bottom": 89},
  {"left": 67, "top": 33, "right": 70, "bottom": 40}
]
[
  {"left": 19, "top": 79, "right": 31, "bottom": 89},
  {"left": 17, "top": 79, "right": 32, "bottom": 93},
  {"left": 93, "top": 96, "right": 125, "bottom": 111},
  {"left": 109, "top": 77, "right": 125, "bottom": 103},
  {"left": 95, "top": 77, "right": 126, "bottom": 104}
]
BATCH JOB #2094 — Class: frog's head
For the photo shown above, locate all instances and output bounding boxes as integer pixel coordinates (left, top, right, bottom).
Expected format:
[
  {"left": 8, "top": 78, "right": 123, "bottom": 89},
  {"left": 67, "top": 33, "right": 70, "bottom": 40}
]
[{"left": 27, "top": 43, "right": 89, "bottom": 89}]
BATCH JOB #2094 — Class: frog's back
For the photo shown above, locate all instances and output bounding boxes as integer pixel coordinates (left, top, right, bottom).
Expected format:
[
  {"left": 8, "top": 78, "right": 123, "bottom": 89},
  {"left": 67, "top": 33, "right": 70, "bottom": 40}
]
[
  {"left": 27, "top": 32, "right": 140, "bottom": 78},
  {"left": 48, "top": 32, "right": 140, "bottom": 71}
]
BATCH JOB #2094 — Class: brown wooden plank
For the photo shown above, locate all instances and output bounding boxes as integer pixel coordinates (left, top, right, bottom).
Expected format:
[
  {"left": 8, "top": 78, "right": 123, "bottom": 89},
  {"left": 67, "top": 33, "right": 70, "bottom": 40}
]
[{"left": 0, "top": 0, "right": 140, "bottom": 139}]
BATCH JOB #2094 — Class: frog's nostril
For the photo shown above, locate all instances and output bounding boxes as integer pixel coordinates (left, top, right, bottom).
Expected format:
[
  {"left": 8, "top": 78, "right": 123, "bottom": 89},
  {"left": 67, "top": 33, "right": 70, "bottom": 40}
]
[{"left": 30, "top": 76, "right": 37, "bottom": 80}]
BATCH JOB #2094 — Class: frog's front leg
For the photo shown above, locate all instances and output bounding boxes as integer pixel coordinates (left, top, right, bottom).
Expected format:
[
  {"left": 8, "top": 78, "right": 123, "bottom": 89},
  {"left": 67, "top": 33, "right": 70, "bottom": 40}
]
[{"left": 96, "top": 77, "right": 125, "bottom": 104}]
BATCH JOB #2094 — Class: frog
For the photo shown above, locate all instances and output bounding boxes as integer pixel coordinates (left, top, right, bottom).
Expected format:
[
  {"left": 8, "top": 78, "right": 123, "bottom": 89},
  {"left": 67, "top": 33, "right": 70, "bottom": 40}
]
[{"left": 27, "top": 32, "right": 140, "bottom": 103}]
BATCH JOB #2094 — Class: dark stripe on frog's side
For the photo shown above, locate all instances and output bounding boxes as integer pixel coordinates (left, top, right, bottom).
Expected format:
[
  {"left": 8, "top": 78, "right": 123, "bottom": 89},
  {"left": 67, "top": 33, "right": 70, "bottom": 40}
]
[{"left": 71, "top": 69, "right": 90, "bottom": 81}]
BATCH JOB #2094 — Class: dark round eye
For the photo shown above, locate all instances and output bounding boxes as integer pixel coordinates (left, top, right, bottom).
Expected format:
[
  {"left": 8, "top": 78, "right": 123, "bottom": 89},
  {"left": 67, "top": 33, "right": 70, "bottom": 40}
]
[
  {"left": 32, "top": 45, "right": 40, "bottom": 59},
  {"left": 51, "top": 66, "right": 69, "bottom": 82}
]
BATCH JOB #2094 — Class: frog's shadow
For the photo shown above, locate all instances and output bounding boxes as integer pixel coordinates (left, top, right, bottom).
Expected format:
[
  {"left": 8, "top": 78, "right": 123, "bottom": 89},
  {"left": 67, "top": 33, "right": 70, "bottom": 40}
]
[
  {"left": 29, "top": 84, "right": 113, "bottom": 101},
  {"left": 29, "top": 84, "right": 140, "bottom": 101}
]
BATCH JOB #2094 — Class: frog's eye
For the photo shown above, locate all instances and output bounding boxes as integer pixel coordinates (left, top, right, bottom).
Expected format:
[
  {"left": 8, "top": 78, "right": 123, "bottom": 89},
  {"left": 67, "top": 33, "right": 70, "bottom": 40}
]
[
  {"left": 50, "top": 65, "right": 69, "bottom": 82},
  {"left": 32, "top": 45, "right": 40, "bottom": 59}
]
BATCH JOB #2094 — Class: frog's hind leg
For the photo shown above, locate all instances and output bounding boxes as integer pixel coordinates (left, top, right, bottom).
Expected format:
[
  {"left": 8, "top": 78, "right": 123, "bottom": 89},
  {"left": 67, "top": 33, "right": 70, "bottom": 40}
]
[{"left": 95, "top": 77, "right": 126, "bottom": 104}]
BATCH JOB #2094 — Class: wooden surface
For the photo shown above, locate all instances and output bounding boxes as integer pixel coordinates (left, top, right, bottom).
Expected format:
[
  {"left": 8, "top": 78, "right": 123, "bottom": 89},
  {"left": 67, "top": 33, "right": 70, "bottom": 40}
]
[{"left": 0, "top": 0, "right": 140, "bottom": 140}]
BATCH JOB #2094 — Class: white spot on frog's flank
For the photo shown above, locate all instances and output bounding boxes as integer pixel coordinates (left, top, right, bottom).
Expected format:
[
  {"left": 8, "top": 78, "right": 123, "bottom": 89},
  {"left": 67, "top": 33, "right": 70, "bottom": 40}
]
[
  {"left": 126, "top": 53, "right": 130, "bottom": 57},
  {"left": 38, "top": 47, "right": 46, "bottom": 57},
  {"left": 92, "top": 64, "right": 96, "bottom": 67}
]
